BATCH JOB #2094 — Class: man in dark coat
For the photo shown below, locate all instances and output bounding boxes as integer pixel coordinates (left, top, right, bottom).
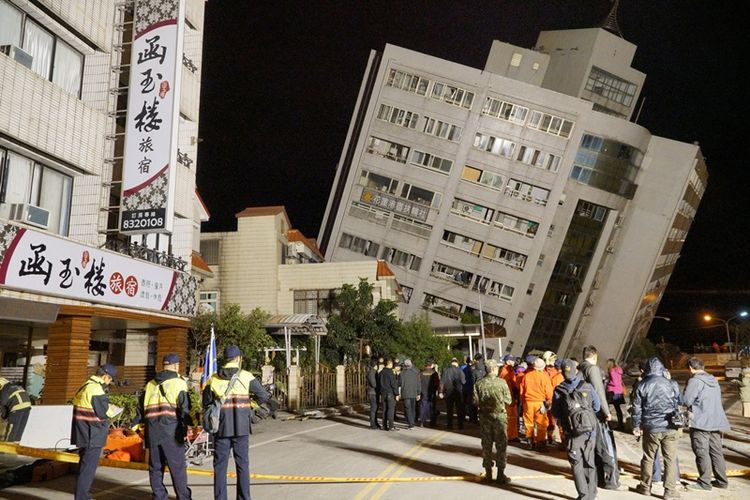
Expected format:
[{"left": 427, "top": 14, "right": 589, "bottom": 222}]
[
  {"left": 366, "top": 356, "right": 380, "bottom": 429},
  {"left": 419, "top": 359, "right": 440, "bottom": 426},
  {"left": 378, "top": 358, "right": 399, "bottom": 431},
  {"left": 579, "top": 345, "right": 620, "bottom": 490},
  {"left": 684, "top": 357, "right": 730, "bottom": 491},
  {"left": 399, "top": 359, "right": 420, "bottom": 429},
  {"left": 441, "top": 357, "right": 466, "bottom": 429},
  {"left": 631, "top": 357, "right": 682, "bottom": 500}
]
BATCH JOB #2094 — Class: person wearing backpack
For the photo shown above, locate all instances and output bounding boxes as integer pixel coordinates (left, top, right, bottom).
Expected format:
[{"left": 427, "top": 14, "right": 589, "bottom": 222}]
[
  {"left": 203, "top": 345, "right": 277, "bottom": 500},
  {"left": 552, "top": 359, "right": 601, "bottom": 500},
  {"left": 131, "top": 353, "right": 192, "bottom": 500}
]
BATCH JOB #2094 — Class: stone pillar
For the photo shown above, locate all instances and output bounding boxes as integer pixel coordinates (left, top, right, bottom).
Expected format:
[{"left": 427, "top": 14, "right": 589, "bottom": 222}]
[
  {"left": 156, "top": 327, "right": 188, "bottom": 373},
  {"left": 336, "top": 365, "right": 346, "bottom": 405},
  {"left": 287, "top": 365, "right": 299, "bottom": 411},
  {"left": 45, "top": 315, "right": 92, "bottom": 404}
]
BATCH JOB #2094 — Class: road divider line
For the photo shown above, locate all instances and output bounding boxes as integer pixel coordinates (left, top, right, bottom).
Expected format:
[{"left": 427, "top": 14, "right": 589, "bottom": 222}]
[{"left": 370, "top": 431, "right": 448, "bottom": 499}]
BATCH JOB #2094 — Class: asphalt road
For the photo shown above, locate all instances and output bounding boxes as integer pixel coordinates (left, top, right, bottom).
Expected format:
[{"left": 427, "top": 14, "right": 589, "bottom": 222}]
[{"left": 2, "top": 380, "right": 749, "bottom": 499}]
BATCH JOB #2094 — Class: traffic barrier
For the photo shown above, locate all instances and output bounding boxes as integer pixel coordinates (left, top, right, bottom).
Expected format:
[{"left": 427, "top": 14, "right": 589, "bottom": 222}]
[{"left": 1, "top": 441, "right": 750, "bottom": 483}]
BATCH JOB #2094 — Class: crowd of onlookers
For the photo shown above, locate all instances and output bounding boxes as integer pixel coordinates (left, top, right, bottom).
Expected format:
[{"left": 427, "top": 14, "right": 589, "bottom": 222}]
[{"left": 366, "top": 346, "right": 748, "bottom": 499}]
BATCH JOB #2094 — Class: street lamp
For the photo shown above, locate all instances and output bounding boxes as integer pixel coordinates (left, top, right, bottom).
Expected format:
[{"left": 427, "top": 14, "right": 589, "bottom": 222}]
[{"left": 703, "top": 311, "right": 749, "bottom": 359}]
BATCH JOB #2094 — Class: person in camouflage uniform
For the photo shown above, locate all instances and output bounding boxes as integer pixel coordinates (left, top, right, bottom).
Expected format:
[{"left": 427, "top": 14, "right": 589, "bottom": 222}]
[{"left": 473, "top": 358, "right": 513, "bottom": 484}]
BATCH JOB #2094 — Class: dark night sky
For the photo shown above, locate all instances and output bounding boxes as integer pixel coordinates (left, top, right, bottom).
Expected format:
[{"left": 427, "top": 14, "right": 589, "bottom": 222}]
[{"left": 196, "top": 1, "right": 749, "bottom": 348}]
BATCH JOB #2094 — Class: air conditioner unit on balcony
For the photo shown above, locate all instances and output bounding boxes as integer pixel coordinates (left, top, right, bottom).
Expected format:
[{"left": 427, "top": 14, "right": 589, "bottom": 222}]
[
  {"left": 9, "top": 203, "right": 50, "bottom": 229},
  {"left": 0, "top": 45, "right": 34, "bottom": 70}
]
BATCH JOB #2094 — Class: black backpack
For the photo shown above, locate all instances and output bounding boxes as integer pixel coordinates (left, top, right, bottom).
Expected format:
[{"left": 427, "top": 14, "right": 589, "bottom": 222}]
[{"left": 558, "top": 380, "right": 597, "bottom": 436}]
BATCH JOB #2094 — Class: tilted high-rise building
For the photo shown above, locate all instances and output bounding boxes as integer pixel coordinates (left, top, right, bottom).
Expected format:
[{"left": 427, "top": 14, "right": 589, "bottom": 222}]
[{"left": 318, "top": 15, "right": 707, "bottom": 362}]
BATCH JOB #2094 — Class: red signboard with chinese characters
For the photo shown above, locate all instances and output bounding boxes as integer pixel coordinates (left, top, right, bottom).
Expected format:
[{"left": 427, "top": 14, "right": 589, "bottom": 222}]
[
  {"left": 120, "top": 0, "right": 185, "bottom": 234},
  {"left": 0, "top": 223, "right": 196, "bottom": 316}
]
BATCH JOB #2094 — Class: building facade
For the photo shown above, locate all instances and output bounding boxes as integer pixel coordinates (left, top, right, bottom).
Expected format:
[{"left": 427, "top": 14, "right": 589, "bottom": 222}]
[
  {"left": 199, "top": 206, "right": 400, "bottom": 318},
  {"left": 318, "top": 23, "right": 706, "bottom": 362},
  {"left": 0, "top": 0, "right": 206, "bottom": 403}
]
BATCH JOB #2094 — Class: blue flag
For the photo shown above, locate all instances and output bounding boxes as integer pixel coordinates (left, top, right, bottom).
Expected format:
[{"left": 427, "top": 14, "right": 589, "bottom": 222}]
[{"left": 202, "top": 325, "right": 217, "bottom": 385}]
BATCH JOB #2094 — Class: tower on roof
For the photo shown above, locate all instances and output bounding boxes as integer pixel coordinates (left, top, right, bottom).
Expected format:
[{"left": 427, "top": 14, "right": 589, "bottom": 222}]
[{"left": 602, "top": 0, "right": 623, "bottom": 37}]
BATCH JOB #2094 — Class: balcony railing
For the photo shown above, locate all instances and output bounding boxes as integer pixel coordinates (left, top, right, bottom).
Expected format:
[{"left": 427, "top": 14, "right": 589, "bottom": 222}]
[{"left": 104, "top": 240, "right": 187, "bottom": 272}]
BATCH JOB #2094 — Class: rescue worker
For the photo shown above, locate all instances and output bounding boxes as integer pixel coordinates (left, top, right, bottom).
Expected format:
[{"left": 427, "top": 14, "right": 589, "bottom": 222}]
[
  {"left": 71, "top": 364, "right": 117, "bottom": 500},
  {"left": 543, "top": 352, "right": 565, "bottom": 445},
  {"left": 520, "top": 357, "right": 553, "bottom": 450},
  {"left": 132, "top": 353, "right": 192, "bottom": 500},
  {"left": 499, "top": 355, "right": 519, "bottom": 441},
  {"left": 0, "top": 376, "right": 31, "bottom": 442},
  {"left": 473, "top": 359, "right": 512, "bottom": 484},
  {"left": 203, "top": 345, "right": 277, "bottom": 500}
]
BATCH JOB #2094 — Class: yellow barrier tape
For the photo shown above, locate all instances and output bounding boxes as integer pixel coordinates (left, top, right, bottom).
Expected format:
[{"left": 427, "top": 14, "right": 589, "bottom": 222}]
[{"left": 1, "top": 442, "right": 750, "bottom": 483}]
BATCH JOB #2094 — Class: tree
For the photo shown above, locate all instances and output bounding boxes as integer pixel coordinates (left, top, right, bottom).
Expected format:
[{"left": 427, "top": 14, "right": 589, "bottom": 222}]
[
  {"left": 386, "top": 314, "right": 458, "bottom": 368},
  {"left": 322, "top": 278, "right": 399, "bottom": 365},
  {"left": 189, "top": 304, "right": 274, "bottom": 372}
]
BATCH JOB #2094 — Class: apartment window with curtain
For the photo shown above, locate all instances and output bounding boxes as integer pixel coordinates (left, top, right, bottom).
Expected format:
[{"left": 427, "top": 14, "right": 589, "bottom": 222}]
[
  {"left": 0, "top": 0, "right": 84, "bottom": 97},
  {"left": 0, "top": 147, "right": 73, "bottom": 235}
]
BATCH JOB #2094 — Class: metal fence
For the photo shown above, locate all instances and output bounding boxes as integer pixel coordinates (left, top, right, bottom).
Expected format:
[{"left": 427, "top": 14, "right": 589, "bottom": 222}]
[
  {"left": 345, "top": 363, "right": 369, "bottom": 405},
  {"left": 271, "top": 369, "right": 289, "bottom": 410},
  {"left": 299, "top": 365, "right": 337, "bottom": 409}
]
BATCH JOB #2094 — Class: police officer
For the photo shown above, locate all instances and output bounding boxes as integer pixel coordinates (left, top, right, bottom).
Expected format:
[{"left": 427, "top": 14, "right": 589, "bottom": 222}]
[
  {"left": 203, "top": 345, "right": 277, "bottom": 500},
  {"left": 0, "top": 376, "right": 32, "bottom": 442},
  {"left": 71, "top": 364, "right": 117, "bottom": 500},
  {"left": 473, "top": 359, "right": 512, "bottom": 484},
  {"left": 132, "top": 353, "right": 192, "bottom": 499}
]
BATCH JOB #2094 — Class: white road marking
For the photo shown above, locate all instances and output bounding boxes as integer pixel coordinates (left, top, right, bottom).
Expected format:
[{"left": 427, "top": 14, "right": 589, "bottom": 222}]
[{"left": 250, "top": 422, "right": 341, "bottom": 449}]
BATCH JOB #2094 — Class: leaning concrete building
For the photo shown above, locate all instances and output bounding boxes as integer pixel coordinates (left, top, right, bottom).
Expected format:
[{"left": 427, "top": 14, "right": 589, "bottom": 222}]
[{"left": 317, "top": 12, "right": 706, "bottom": 362}]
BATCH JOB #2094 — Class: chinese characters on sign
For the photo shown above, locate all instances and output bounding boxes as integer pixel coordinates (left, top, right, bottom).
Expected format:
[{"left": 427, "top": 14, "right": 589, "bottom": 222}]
[
  {"left": 360, "top": 188, "right": 430, "bottom": 222},
  {"left": 0, "top": 224, "right": 196, "bottom": 316},
  {"left": 120, "top": 0, "right": 185, "bottom": 234}
]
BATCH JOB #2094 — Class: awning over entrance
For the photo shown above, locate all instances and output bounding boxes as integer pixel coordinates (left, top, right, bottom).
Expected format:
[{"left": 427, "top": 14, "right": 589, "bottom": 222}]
[
  {"left": 265, "top": 314, "right": 327, "bottom": 370},
  {"left": 0, "top": 297, "right": 59, "bottom": 325}
]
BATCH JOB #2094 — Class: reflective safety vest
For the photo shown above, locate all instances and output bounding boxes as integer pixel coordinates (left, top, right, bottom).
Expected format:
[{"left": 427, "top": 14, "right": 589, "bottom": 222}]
[
  {"left": 72, "top": 375, "right": 111, "bottom": 424},
  {"left": 205, "top": 362, "right": 256, "bottom": 437},
  {"left": 143, "top": 376, "right": 188, "bottom": 420},
  {"left": 0, "top": 379, "right": 31, "bottom": 415}
]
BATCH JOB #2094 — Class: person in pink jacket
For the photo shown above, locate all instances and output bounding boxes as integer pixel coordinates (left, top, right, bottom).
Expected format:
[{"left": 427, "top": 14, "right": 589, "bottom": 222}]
[{"left": 606, "top": 359, "right": 625, "bottom": 428}]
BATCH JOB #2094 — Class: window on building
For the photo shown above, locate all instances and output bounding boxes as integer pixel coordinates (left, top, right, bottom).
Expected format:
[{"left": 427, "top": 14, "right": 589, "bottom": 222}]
[
  {"left": 400, "top": 285, "right": 413, "bottom": 303},
  {"left": 0, "top": 148, "right": 73, "bottom": 235},
  {"left": 200, "top": 240, "right": 220, "bottom": 265},
  {"left": 516, "top": 145, "right": 561, "bottom": 172},
  {"left": 482, "top": 244, "right": 527, "bottom": 270},
  {"left": 585, "top": 66, "right": 637, "bottom": 107},
  {"left": 422, "top": 117, "right": 463, "bottom": 141},
  {"left": 510, "top": 52, "right": 523, "bottom": 67},
  {"left": 338, "top": 232, "right": 380, "bottom": 257},
  {"left": 431, "top": 81, "right": 475, "bottom": 109},
  {"left": 293, "top": 289, "right": 339, "bottom": 317},
  {"left": 494, "top": 210, "right": 539, "bottom": 237},
  {"left": 474, "top": 133, "right": 516, "bottom": 159},
  {"left": 358, "top": 170, "right": 399, "bottom": 194},
  {"left": 410, "top": 150, "right": 452, "bottom": 174},
  {"left": 366, "top": 136, "right": 410, "bottom": 163},
  {"left": 422, "top": 293, "right": 462, "bottom": 319},
  {"left": 482, "top": 97, "right": 528, "bottom": 124},
  {"left": 441, "top": 230, "right": 483, "bottom": 255},
  {"left": 386, "top": 68, "right": 430, "bottom": 95},
  {"left": 199, "top": 291, "right": 219, "bottom": 313},
  {"left": 527, "top": 111, "right": 574, "bottom": 138},
  {"left": 0, "top": 1, "right": 84, "bottom": 97},
  {"left": 430, "top": 261, "right": 472, "bottom": 286},
  {"left": 504, "top": 179, "right": 550, "bottom": 206},
  {"left": 451, "top": 198, "right": 494, "bottom": 224},
  {"left": 377, "top": 104, "right": 419, "bottom": 129},
  {"left": 400, "top": 183, "right": 441, "bottom": 208},
  {"left": 381, "top": 246, "right": 422, "bottom": 271}
]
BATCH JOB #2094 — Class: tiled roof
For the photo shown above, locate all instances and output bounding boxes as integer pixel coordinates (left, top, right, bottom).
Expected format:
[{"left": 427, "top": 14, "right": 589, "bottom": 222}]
[
  {"left": 287, "top": 229, "right": 324, "bottom": 261},
  {"left": 191, "top": 251, "right": 213, "bottom": 276}
]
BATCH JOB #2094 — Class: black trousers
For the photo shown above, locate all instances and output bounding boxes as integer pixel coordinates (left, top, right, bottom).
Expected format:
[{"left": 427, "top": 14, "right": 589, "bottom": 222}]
[
  {"left": 383, "top": 394, "right": 396, "bottom": 430},
  {"left": 403, "top": 398, "right": 416, "bottom": 427},
  {"left": 149, "top": 438, "right": 192, "bottom": 500},
  {"left": 5, "top": 407, "right": 30, "bottom": 441},
  {"left": 445, "top": 392, "right": 465, "bottom": 428},
  {"left": 368, "top": 391, "right": 379, "bottom": 428},
  {"left": 568, "top": 432, "right": 597, "bottom": 500},
  {"left": 214, "top": 434, "right": 250, "bottom": 500},
  {"left": 690, "top": 429, "right": 728, "bottom": 488},
  {"left": 594, "top": 420, "right": 619, "bottom": 488},
  {"left": 75, "top": 446, "right": 102, "bottom": 500}
]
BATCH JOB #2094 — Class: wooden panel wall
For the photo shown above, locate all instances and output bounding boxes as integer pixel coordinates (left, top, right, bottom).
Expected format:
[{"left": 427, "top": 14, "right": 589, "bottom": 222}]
[
  {"left": 45, "top": 316, "right": 91, "bottom": 404},
  {"left": 156, "top": 327, "right": 188, "bottom": 373}
]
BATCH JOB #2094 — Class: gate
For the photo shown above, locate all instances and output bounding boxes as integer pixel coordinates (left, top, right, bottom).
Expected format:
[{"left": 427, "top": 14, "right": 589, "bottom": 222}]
[
  {"left": 345, "top": 363, "right": 369, "bottom": 405},
  {"left": 270, "top": 368, "right": 289, "bottom": 410},
  {"left": 299, "top": 365, "right": 337, "bottom": 409}
]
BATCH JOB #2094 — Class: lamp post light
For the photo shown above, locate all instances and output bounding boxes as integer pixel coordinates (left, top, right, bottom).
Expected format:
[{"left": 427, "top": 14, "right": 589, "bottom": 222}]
[
  {"left": 703, "top": 311, "right": 748, "bottom": 359},
  {"left": 622, "top": 315, "right": 671, "bottom": 363}
]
